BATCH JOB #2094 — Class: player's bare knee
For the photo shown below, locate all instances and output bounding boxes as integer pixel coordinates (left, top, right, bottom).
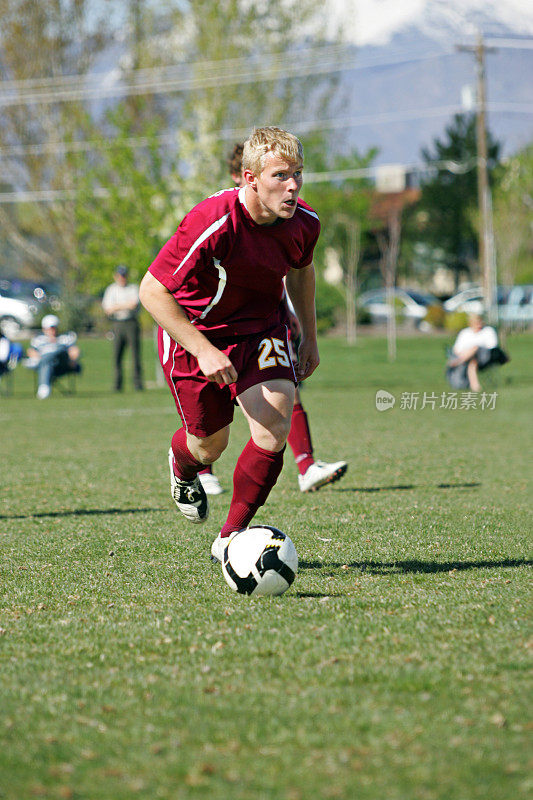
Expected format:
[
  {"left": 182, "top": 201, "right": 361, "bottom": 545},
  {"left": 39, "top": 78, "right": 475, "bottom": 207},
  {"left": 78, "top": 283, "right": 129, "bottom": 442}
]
[
  {"left": 254, "top": 419, "right": 290, "bottom": 452},
  {"left": 189, "top": 428, "right": 229, "bottom": 464},
  {"left": 196, "top": 441, "right": 226, "bottom": 464}
]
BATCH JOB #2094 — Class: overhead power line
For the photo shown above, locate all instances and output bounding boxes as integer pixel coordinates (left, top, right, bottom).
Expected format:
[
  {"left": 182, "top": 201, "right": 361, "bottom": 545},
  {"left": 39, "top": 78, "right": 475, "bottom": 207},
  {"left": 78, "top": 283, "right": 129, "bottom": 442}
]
[
  {"left": 484, "top": 38, "right": 533, "bottom": 49},
  {"left": 0, "top": 158, "right": 478, "bottom": 204},
  {"left": 2, "top": 101, "right": 532, "bottom": 160},
  {"left": 0, "top": 48, "right": 455, "bottom": 108}
]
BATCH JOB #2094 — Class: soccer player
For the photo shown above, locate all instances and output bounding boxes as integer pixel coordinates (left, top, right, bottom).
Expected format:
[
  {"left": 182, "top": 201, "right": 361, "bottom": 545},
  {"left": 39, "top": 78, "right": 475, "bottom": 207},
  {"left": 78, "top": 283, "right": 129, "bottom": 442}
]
[
  {"left": 198, "top": 142, "right": 348, "bottom": 496},
  {"left": 140, "top": 127, "right": 321, "bottom": 561}
]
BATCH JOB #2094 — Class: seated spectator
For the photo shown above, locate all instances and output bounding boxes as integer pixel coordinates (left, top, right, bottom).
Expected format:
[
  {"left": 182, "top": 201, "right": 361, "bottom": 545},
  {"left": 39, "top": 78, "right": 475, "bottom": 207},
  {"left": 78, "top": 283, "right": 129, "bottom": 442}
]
[
  {"left": 26, "top": 314, "right": 81, "bottom": 399},
  {"left": 446, "top": 313, "right": 508, "bottom": 391},
  {"left": 0, "top": 335, "right": 23, "bottom": 378}
]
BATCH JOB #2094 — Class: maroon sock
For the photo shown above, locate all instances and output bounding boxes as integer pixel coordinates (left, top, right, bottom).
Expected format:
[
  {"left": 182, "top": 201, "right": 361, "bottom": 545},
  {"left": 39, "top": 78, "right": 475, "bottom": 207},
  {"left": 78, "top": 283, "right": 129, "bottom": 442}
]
[
  {"left": 220, "top": 439, "right": 285, "bottom": 536},
  {"left": 287, "top": 402, "right": 314, "bottom": 475},
  {"left": 198, "top": 465, "right": 213, "bottom": 476},
  {"left": 171, "top": 428, "right": 204, "bottom": 481}
]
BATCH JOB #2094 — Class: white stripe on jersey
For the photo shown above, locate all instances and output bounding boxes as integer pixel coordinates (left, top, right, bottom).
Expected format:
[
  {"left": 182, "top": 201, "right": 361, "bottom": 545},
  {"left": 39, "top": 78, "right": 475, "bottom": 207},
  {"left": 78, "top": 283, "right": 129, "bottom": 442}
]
[
  {"left": 162, "top": 329, "right": 171, "bottom": 364},
  {"left": 298, "top": 204, "right": 319, "bottom": 221},
  {"left": 197, "top": 259, "right": 227, "bottom": 320},
  {"left": 172, "top": 212, "right": 230, "bottom": 276}
]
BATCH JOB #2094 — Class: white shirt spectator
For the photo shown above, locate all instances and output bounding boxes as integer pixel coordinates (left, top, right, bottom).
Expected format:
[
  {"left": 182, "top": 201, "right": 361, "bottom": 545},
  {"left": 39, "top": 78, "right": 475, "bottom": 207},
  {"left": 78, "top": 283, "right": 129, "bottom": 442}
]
[
  {"left": 102, "top": 283, "right": 140, "bottom": 321},
  {"left": 453, "top": 325, "right": 498, "bottom": 354}
]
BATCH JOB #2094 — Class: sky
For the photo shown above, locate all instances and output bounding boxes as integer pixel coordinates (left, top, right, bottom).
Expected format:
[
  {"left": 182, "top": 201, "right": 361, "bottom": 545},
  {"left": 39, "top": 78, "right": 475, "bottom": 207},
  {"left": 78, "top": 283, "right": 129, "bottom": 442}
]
[{"left": 325, "top": 0, "right": 533, "bottom": 46}]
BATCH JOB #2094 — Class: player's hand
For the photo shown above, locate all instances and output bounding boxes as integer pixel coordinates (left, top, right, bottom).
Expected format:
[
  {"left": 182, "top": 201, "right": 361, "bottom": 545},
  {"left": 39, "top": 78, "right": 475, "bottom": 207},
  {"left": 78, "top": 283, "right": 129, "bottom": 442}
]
[
  {"left": 197, "top": 345, "right": 238, "bottom": 385},
  {"left": 296, "top": 338, "right": 319, "bottom": 381}
]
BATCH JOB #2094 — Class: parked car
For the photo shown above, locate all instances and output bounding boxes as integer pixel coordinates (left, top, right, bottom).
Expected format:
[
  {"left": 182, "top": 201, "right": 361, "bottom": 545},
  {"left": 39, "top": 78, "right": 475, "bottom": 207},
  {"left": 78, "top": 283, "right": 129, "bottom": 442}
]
[
  {"left": 499, "top": 285, "right": 533, "bottom": 327},
  {"left": 443, "top": 287, "right": 484, "bottom": 314},
  {"left": 0, "top": 278, "right": 60, "bottom": 309},
  {"left": 358, "top": 288, "right": 441, "bottom": 326},
  {"left": 0, "top": 288, "right": 39, "bottom": 337},
  {"left": 444, "top": 285, "right": 533, "bottom": 326}
]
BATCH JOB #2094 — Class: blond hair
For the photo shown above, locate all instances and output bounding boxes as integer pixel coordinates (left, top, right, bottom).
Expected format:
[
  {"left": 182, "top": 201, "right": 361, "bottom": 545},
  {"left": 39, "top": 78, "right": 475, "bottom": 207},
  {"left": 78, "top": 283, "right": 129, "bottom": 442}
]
[{"left": 242, "top": 127, "right": 304, "bottom": 176}]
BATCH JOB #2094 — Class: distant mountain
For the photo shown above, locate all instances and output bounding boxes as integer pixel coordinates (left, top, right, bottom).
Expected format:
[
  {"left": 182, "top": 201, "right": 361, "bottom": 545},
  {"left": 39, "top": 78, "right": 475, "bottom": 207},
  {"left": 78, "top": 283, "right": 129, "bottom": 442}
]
[{"left": 324, "top": 0, "right": 533, "bottom": 164}]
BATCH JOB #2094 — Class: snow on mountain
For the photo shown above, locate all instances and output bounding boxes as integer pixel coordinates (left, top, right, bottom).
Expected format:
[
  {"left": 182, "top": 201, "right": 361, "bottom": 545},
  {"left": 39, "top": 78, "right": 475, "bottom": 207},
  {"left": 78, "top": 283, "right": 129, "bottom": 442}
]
[
  {"left": 326, "top": 0, "right": 533, "bottom": 47},
  {"left": 320, "top": 0, "right": 533, "bottom": 164}
]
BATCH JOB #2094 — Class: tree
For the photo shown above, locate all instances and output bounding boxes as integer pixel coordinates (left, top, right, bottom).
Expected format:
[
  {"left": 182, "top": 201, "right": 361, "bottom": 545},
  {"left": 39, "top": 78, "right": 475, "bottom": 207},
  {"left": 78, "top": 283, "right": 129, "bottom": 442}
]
[
  {"left": 408, "top": 113, "right": 500, "bottom": 288},
  {"left": 0, "top": 0, "right": 110, "bottom": 292},
  {"left": 159, "top": 0, "right": 343, "bottom": 192},
  {"left": 1, "top": 0, "right": 345, "bottom": 306},
  {"left": 302, "top": 146, "right": 376, "bottom": 341},
  {"left": 73, "top": 103, "right": 178, "bottom": 295},
  {"left": 493, "top": 143, "right": 533, "bottom": 285}
]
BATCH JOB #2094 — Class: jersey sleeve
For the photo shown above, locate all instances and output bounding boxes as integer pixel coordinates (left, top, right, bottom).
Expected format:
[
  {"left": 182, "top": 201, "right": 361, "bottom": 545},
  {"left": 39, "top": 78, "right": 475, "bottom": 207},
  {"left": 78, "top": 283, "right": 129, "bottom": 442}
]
[
  {"left": 294, "top": 206, "right": 321, "bottom": 269},
  {"left": 148, "top": 204, "right": 229, "bottom": 293}
]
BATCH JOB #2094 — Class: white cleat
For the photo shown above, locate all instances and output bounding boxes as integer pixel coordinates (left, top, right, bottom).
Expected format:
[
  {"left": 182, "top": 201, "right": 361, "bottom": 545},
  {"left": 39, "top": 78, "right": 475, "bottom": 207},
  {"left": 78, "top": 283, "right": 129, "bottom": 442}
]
[
  {"left": 37, "top": 384, "right": 51, "bottom": 399},
  {"left": 210, "top": 531, "right": 237, "bottom": 563},
  {"left": 168, "top": 448, "right": 209, "bottom": 523},
  {"left": 198, "top": 472, "right": 225, "bottom": 495},
  {"left": 298, "top": 459, "right": 348, "bottom": 493}
]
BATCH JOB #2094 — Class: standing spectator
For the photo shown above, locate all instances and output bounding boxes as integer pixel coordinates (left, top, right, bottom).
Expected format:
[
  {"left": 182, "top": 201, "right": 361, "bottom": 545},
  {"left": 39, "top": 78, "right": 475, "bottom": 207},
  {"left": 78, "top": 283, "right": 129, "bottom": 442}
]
[
  {"left": 102, "top": 265, "right": 143, "bottom": 392},
  {"left": 26, "top": 315, "right": 81, "bottom": 399}
]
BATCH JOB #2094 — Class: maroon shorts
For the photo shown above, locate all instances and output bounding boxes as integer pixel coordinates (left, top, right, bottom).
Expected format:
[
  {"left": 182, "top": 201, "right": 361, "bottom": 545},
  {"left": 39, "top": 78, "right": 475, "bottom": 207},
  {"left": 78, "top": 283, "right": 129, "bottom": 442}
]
[{"left": 158, "top": 323, "right": 297, "bottom": 437}]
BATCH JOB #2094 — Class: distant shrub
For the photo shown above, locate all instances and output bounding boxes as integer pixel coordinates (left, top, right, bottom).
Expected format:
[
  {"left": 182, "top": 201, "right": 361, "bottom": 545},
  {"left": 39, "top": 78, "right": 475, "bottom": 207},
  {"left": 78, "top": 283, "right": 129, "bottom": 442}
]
[
  {"left": 424, "top": 303, "right": 446, "bottom": 328},
  {"left": 316, "top": 280, "right": 344, "bottom": 334},
  {"left": 357, "top": 304, "right": 372, "bottom": 325},
  {"left": 444, "top": 311, "right": 469, "bottom": 332}
]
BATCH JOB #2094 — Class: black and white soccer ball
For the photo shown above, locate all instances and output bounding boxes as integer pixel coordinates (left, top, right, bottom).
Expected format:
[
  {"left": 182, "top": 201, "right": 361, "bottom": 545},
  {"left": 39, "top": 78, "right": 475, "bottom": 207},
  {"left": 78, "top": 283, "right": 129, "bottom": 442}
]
[{"left": 221, "top": 525, "right": 298, "bottom": 597}]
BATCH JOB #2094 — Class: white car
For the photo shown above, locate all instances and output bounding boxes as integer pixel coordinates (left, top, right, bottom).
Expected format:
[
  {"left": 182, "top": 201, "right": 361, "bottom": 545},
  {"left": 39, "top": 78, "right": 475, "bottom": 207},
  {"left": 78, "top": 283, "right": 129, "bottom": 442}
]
[
  {"left": 358, "top": 288, "right": 440, "bottom": 326},
  {"left": 0, "top": 290, "right": 38, "bottom": 337},
  {"left": 499, "top": 285, "right": 533, "bottom": 326},
  {"left": 443, "top": 287, "right": 484, "bottom": 315}
]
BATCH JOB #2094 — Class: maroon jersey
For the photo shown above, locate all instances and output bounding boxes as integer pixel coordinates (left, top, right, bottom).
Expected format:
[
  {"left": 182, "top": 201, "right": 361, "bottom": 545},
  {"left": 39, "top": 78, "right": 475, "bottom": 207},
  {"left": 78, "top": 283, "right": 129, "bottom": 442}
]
[{"left": 148, "top": 186, "right": 320, "bottom": 339}]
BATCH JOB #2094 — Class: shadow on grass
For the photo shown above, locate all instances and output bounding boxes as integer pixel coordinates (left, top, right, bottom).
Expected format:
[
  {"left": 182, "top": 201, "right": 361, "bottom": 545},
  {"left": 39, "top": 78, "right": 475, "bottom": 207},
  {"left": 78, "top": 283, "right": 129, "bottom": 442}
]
[
  {"left": 0, "top": 507, "right": 166, "bottom": 520},
  {"left": 338, "top": 482, "right": 481, "bottom": 493},
  {"left": 294, "top": 591, "right": 345, "bottom": 598},
  {"left": 299, "top": 558, "right": 531, "bottom": 574}
]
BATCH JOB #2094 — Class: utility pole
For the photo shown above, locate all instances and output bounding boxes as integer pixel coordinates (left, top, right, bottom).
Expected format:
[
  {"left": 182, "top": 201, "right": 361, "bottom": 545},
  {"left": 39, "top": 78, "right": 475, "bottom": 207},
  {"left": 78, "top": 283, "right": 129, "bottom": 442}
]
[{"left": 457, "top": 33, "right": 498, "bottom": 324}]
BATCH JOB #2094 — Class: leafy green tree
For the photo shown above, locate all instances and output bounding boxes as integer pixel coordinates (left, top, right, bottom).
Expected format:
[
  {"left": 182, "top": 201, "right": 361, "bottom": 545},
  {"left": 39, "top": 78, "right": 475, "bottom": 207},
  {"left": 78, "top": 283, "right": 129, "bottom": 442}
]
[
  {"left": 302, "top": 145, "right": 377, "bottom": 339},
  {"left": 73, "top": 104, "right": 178, "bottom": 295},
  {"left": 161, "top": 0, "right": 343, "bottom": 192},
  {"left": 406, "top": 113, "right": 500, "bottom": 287},
  {"left": 1, "top": 0, "right": 345, "bottom": 313},
  {"left": 72, "top": 1, "right": 344, "bottom": 295},
  {"left": 0, "top": 0, "right": 110, "bottom": 290},
  {"left": 493, "top": 143, "right": 533, "bottom": 285}
]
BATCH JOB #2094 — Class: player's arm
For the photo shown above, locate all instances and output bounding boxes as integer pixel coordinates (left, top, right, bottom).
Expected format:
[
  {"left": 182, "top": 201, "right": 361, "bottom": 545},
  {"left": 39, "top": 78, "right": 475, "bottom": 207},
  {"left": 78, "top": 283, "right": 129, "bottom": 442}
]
[
  {"left": 285, "top": 262, "right": 319, "bottom": 381},
  {"left": 139, "top": 271, "right": 238, "bottom": 385}
]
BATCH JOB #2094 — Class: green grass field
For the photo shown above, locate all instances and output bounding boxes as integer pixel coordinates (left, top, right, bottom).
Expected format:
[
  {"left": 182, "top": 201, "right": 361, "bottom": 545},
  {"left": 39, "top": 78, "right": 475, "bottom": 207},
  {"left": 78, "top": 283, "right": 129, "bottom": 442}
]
[{"left": 1, "top": 333, "right": 531, "bottom": 800}]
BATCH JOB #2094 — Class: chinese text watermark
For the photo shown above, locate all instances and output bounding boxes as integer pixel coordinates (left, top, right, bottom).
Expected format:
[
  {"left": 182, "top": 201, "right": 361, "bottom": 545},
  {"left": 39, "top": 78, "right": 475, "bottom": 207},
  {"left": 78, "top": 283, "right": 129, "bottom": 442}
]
[{"left": 375, "top": 390, "right": 498, "bottom": 411}]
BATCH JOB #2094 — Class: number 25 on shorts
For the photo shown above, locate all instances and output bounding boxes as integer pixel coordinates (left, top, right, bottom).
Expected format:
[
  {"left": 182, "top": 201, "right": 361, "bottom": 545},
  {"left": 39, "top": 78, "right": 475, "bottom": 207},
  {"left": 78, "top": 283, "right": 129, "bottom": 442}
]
[{"left": 258, "top": 337, "right": 290, "bottom": 369}]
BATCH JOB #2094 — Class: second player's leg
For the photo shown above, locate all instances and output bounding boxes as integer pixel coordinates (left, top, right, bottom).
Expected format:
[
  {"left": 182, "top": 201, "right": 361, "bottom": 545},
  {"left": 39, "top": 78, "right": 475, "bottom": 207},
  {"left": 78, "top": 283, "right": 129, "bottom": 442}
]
[{"left": 288, "top": 385, "right": 348, "bottom": 493}]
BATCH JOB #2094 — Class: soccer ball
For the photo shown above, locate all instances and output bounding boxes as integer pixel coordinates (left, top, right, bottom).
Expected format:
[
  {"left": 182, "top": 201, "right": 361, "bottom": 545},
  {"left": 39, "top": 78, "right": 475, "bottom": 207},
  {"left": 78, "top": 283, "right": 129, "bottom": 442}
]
[{"left": 221, "top": 525, "right": 298, "bottom": 597}]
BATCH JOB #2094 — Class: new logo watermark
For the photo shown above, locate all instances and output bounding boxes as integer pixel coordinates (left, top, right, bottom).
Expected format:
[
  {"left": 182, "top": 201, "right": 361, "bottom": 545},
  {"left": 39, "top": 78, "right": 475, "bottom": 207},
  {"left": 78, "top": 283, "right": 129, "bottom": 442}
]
[
  {"left": 375, "top": 390, "right": 396, "bottom": 411},
  {"left": 375, "top": 390, "right": 498, "bottom": 411}
]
